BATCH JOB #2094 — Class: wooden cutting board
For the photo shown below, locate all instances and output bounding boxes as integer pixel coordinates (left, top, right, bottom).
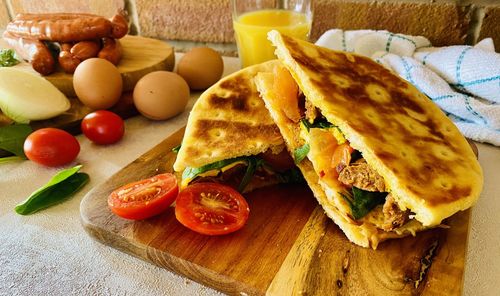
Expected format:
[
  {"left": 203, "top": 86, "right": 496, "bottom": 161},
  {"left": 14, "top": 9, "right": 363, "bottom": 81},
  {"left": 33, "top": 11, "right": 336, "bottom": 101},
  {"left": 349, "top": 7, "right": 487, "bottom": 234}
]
[{"left": 80, "top": 127, "right": 472, "bottom": 295}]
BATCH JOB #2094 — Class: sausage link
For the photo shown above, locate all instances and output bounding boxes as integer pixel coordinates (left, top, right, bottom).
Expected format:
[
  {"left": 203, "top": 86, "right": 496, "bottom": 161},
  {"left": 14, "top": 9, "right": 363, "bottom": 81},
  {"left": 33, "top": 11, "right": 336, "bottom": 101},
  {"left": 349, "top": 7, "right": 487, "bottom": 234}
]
[
  {"left": 70, "top": 40, "right": 101, "bottom": 60},
  {"left": 58, "top": 43, "right": 81, "bottom": 74},
  {"left": 13, "top": 12, "right": 99, "bottom": 21},
  {"left": 98, "top": 38, "right": 123, "bottom": 65},
  {"left": 110, "top": 11, "right": 128, "bottom": 39},
  {"left": 2, "top": 31, "right": 55, "bottom": 75},
  {"left": 6, "top": 15, "right": 113, "bottom": 42}
]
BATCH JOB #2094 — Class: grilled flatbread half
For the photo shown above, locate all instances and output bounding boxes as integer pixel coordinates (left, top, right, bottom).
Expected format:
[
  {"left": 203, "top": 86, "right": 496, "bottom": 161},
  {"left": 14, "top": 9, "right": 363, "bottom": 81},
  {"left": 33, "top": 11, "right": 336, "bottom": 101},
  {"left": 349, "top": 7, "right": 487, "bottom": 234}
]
[
  {"left": 255, "top": 31, "right": 483, "bottom": 248},
  {"left": 174, "top": 60, "right": 301, "bottom": 192}
]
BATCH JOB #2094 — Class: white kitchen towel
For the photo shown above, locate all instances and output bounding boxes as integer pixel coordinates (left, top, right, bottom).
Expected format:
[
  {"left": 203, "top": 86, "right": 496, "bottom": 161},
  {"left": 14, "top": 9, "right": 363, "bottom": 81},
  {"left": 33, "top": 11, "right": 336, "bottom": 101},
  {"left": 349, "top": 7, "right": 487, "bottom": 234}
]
[
  {"left": 373, "top": 52, "right": 500, "bottom": 146},
  {"left": 315, "top": 29, "right": 431, "bottom": 57},
  {"left": 413, "top": 46, "right": 500, "bottom": 104},
  {"left": 316, "top": 29, "right": 500, "bottom": 146}
]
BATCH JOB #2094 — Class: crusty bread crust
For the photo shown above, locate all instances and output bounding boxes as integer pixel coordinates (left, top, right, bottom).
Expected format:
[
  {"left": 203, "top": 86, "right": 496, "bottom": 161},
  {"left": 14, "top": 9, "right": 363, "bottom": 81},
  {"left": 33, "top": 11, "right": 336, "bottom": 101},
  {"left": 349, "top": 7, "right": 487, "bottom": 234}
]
[
  {"left": 174, "top": 60, "right": 284, "bottom": 172},
  {"left": 267, "top": 31, "right": 483, "bottom": 227}
]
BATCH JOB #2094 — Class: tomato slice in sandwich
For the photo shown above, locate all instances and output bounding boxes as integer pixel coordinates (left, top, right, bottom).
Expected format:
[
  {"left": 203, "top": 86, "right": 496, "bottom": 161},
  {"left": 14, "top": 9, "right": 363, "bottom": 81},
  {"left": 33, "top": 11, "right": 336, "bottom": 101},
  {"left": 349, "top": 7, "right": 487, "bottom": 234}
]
[
  {"left": 108, "top": 173, "right": 179, "bottom": 220},
  {"left": 175, "top": 183, "right": 250, "bottom": 235}
]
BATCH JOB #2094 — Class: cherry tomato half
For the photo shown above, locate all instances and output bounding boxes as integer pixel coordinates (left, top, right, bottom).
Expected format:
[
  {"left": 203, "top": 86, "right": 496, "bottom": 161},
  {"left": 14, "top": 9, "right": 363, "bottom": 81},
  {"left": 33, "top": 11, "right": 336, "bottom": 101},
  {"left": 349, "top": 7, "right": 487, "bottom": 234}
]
[
  {"left": 108, "top": 173, "right": 179, "bottom": 220},
  {"left": 175, "top": 183, "right": 250, "bottom": 235},
  {"left": 81, "top": 110, "right": 124, "bottom": 145},
  {"left": 24, "top": 128, "right": 80, "bottom": 167}
]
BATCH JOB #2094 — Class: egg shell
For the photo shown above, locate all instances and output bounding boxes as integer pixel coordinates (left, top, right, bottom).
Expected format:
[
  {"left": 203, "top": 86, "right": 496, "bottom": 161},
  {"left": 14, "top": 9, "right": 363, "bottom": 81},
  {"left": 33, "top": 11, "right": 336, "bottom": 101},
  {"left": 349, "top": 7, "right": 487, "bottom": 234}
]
[
  {"left": 133, "top": 71, "right": 190, "bottom": 120},
  {"left": 73, "top": 58, "right": 123, "bottom": 110},
  {"left": 177, "top": 47, "right": 223, "bottom": 90}
]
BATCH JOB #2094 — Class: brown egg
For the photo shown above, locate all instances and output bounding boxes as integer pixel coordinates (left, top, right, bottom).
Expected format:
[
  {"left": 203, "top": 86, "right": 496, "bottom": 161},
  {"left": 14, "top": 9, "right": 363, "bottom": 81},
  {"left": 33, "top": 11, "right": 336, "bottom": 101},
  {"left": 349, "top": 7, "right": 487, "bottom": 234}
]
[
  {"left": 133, "top": 71, "right": 190, "bottom": 120},
  {"left": 177, "top": 47, "right": 223, "bottom": 90},
  {"left": 73, "top": 58, "right": 123, "bottom": 110}
]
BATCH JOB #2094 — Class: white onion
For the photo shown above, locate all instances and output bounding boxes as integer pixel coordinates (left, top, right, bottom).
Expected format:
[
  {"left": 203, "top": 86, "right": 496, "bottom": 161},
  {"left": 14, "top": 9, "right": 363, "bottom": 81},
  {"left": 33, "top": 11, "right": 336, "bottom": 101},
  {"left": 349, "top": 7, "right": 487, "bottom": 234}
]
[{"left": 0, "top": 68, "right": 70, "bottom": 123}]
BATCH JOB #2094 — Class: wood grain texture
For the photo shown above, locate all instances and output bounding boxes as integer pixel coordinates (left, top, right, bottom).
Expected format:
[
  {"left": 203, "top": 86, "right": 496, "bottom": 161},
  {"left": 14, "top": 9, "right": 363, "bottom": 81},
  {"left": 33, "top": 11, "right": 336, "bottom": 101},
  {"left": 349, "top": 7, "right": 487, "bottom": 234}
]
[
  {"left": 0, "top": 34, "right": 174, "bottom": 96},
  {"left": 80, "top": 127, "right": 472, "bottom": 296}
]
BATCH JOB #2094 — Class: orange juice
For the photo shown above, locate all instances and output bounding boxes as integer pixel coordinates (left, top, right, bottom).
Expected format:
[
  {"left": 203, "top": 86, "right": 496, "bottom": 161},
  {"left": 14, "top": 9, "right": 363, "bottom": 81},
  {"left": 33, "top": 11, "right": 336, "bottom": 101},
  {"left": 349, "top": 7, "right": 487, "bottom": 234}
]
[{"left": 233, "top": 9, "right": 311, "bottom": 67}]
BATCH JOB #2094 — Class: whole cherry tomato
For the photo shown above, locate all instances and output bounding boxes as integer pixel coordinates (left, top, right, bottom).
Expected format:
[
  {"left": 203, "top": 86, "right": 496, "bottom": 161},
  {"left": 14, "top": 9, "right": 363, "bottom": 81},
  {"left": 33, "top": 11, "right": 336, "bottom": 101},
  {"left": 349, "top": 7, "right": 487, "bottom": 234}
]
[
  {"left": 81, "top": 110, "right": 124, "bottom": 145},
  {"left": 24, "top": 128, "right": 80, "bottom": 167}
]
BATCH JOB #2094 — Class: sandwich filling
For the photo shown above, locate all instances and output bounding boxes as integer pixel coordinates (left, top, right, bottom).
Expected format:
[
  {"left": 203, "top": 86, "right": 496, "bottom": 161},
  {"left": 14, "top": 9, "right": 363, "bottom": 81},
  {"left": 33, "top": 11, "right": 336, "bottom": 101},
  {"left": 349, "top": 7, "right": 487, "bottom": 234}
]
[
  {"left": 272, "top": 66, "right": 422, "bottom": 234},
  {"left": 179, "top": 146, "right": 303, "bottom": 192}
]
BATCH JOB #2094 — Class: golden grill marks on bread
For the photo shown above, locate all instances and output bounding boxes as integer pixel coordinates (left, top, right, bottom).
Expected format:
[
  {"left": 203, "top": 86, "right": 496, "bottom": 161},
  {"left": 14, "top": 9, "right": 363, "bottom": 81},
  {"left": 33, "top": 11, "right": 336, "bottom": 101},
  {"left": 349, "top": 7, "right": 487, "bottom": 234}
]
[
  {"left": 173, "top": 60, "right": 284, "bottom": 173},
  {"left": 255, "top": 31, "right": 483, "bottom": 248},
  {"left": 267, "top": 30, "right": 482, "bottom": 227}
]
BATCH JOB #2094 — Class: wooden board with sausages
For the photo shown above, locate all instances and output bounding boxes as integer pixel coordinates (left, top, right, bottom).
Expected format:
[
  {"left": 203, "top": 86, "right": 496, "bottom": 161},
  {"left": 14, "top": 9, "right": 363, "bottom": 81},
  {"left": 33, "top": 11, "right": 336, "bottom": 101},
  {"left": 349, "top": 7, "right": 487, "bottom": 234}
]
[
  {"left": 80, "top": 127, "right": 473, "bottom": 296},
  {"left": 0, "top": 34, "right": 174, "bottom": 127}
]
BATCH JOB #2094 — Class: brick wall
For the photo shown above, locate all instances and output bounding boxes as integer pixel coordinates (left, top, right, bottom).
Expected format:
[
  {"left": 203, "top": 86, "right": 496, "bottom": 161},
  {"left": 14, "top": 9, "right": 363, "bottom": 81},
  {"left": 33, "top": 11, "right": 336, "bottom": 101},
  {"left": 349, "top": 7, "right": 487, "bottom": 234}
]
[{"left": 1, "top": 0, "right": 499, "bottom": 51}]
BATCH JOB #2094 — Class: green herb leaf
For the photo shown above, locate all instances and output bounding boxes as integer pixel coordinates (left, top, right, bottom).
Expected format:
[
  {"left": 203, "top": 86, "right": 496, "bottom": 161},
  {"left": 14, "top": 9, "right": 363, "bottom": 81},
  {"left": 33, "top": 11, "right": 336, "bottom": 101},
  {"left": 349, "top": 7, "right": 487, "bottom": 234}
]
[
  {"left": 300, "top": 117, "right": 335, "bottom": 131},
  {"left": 276, "top": 167, "right": 305, "bottom": 184},
  {"left": 0, "top": 155, "right": 24, "bottom": 164},
  {"left": 341, "top": 187, "right": 387, "bottom": 220},
  {"left": 0, "top": 124, "right": 32, "bottom": 157},
  {"left": 15, "top": 165, "right": 89, "bottom": 215},
  {"left": 293, "top": 143, "right": 310, "bottom": 164},
  {"left": 171, "top": 144, "right": 181, "bottom": 153},
  {"left": 238, "top": 157, "right": 262, "bottom": 192},
  {"left": 182, "top": 157, "right": 248, "bottom": 181},
  {"left": 0, "top": 49, "right": 20, "bottom": 67}
]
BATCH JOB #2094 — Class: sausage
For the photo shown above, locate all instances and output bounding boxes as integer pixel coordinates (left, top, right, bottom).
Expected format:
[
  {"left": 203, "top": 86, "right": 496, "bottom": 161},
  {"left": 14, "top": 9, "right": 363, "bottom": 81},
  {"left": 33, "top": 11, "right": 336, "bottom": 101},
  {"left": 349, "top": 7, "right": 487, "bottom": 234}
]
[
  {"left": 70, "top": 40, "right": 101, "bottom": 60},
  {"left": 6, "top": 14, "right": 113, "bottom": 42},
  {"left": 110, "top": 11, "right": 128, "bottom": 39},
  {"left": 58, "top": 43, "right": 81, "bottom": 74},
  {"left": 98, "top": 38, "right": 123, "bottom": 65},
  {"left": 7, "top": 12, "right": 128, "bottom": 42},
  {"left": 2, "top": 31, "right": 55, "bottom": 75}
]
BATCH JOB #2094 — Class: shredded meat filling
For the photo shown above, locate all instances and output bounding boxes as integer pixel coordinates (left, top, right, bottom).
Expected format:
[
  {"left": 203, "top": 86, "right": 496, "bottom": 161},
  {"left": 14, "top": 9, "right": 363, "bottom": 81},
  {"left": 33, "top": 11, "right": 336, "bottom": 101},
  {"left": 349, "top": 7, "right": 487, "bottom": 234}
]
[
  {"left": 304, "top": 99, "right": 319, "bottom": 123},
  {"left": 382, "top": 194, "right": 410, "bottom": 231},
  {"left": 338, "top": 159, "right": 386, "bottom": 192}
]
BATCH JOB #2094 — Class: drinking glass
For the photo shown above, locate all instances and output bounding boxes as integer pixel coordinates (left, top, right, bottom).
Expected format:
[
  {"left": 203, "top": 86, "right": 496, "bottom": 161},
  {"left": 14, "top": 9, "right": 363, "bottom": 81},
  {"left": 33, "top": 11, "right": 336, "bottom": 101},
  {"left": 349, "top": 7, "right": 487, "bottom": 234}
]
[{"left": 232, "top": 0, "right": 313, "bottom": 68}]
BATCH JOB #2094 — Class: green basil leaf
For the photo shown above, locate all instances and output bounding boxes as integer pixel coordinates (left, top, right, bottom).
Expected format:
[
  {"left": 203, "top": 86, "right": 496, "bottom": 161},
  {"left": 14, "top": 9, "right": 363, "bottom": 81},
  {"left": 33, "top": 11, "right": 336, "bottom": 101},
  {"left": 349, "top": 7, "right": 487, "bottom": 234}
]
[
  {"left": 293, "top": 143, "right": 310, "bottom": 164},
  {"left": 182, "top": 157, "right": 248, "bottom": 181},
  {"left": 0, "top": 49, "right": 20, "bottom": 67},
  {"left": 276, "top": 167, "right": 305, "bottom": 184},
  {"left": 238, "top": 157, "right": 262, "bottom": 192},
  {"left": 15, "top": 165, "right": 89, "bottom": 215},
  {"left": 171, "top": 144, "right": 181, "bottom": 153},
  {"left": 300, "top": 117, "right": 335, "bottom": 131},
  {"left": 341, "top": 187, "right": 387, "bottom": 220},
  {"left": 0, "top": 155, "right": 24, "bottom": 164},
  {"left": 0, "top": 124, "right": 32, "bottom": 157}
]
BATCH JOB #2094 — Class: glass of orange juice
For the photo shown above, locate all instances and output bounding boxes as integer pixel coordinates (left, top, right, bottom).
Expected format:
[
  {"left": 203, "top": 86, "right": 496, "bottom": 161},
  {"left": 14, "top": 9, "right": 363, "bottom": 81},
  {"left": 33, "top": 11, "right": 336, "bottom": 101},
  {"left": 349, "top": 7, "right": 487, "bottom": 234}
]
[{"left": 232, "top": 0, "right": 312, "bottom": 68}]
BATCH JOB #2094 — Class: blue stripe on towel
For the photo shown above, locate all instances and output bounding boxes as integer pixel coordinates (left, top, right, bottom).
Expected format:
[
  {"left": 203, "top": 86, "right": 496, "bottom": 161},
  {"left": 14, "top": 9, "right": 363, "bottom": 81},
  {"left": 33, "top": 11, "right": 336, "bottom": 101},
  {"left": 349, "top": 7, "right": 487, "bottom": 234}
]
[
  {"left": 432, "top": 94, "right": 455, "bottom": 101},
  {"left": 342, "top": 31, "right": 347, "bottom": 51},
  {"left": 464, "top": 95, "right": 488, "bottom": 125},
  {"left": 455, "top": 47, "right": 473, "bottom": 84},
  {"left": 451, "top": 75, "right": 500, "bottom": 87},
  {"left": 385, "top": 33, "right": 394, "bottom": 52}
]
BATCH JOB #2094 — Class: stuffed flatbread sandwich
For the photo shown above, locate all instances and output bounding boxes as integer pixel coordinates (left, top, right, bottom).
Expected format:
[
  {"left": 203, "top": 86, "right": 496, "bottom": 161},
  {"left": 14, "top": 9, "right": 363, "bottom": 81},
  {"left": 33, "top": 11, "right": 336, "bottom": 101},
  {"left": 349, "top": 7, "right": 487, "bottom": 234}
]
[
  {"left": 255, "top": 31, "right": 483, "bottom": 248},
  {"left": 174, "top": 60, "right": 302, "bottom": 192}
]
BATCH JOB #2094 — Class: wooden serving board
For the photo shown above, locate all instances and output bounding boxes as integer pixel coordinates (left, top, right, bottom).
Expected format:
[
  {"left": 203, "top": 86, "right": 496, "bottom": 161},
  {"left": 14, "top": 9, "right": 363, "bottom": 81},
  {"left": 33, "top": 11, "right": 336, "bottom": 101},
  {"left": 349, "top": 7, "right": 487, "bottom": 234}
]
[
  {"left": 80, "top": 128, "right": 471, "bottom": 296},
  {"left": 0, "top": 34, "right": 175, "bottom": 97}
]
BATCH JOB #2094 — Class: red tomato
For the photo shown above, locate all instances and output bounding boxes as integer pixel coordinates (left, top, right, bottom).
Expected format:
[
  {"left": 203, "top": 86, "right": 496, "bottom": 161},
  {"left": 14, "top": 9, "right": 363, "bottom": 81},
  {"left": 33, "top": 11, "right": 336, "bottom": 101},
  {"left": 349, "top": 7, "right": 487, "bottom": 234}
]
[
  {"left": 175, "top": 183, "right": 250, "bottom": 235},
  {"left": 331, "top": 143, "right": 354, "bottom": 173},
  {"left": 81, "top": 110, "right": 124, "bottom": 145},
  {"left": 259, "top": 149, "right": 295, "bottom": 172},
  {"left": 24, "top": 128, "right": 80, "bottom": 167},
  {"left": 108, "top": 173, "right": 179, "bottom": 220}
]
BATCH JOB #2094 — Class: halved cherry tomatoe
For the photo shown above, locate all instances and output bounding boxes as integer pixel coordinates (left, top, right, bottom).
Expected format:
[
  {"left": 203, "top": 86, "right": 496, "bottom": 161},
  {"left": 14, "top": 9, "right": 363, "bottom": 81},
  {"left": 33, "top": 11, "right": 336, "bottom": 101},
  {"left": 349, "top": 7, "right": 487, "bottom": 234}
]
[
  {"left": 175, "top": 183, "right": 250, "bottom": 235},
  {"left": 108, "top": 173, "right": 179, "bottom": 220}
]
